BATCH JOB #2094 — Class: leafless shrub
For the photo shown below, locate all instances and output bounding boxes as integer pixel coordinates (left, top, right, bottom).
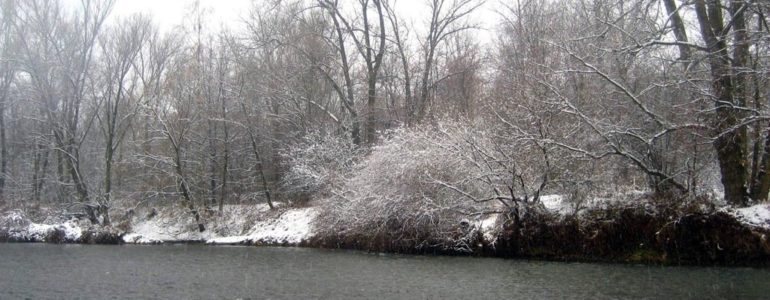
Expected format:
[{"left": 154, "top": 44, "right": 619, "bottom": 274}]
[{"left": 279, "top": 130, "right": 362, "bottom": 202}]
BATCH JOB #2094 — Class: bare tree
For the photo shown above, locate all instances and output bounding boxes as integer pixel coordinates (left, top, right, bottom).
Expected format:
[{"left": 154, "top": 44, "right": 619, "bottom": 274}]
[
  {"left": 132, "top": 28, "right": 179, "bottom": 205},
  {"left": 411, "top": 0, "right": 484, "bottom": 124},
  {"left": 16, "top": 0, "right": 114, "bottom": 218},
  {"left": 95, "top": 14, "right": 151, "bottom": 224},
  {"left": 318, "top": 0, "right": 364, "bottom": 145},
  {"left": 323, "top": 0, "right": 388, "bottom": 144},
  {"left": 382, "top": 0, "right": 413, "bottom": 124},
  {"left": 154, "top": 61, "right": 206, "bottom": 231},
  {"left": 624, "top": 0, "right": 770, "bottom": 204},
  {"left": 0, "top": 0, "right": 18, "bottom": 203}
]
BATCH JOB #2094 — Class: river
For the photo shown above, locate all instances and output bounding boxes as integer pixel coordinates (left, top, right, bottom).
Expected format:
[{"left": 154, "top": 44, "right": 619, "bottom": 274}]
[{"left": 0, "top": 244, "right": 768, "bottom": 299}]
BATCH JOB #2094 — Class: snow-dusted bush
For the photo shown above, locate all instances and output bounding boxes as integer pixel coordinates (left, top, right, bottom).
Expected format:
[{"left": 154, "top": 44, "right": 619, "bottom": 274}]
[
  {"left": 279, "top": 131, "right": 362, "bottom": 201},
  {"left": 318, "top": 121, "right": 539, "bottom": 252},
  {"left": 314, "top": 119, "right": 654, "bottom": 252}
]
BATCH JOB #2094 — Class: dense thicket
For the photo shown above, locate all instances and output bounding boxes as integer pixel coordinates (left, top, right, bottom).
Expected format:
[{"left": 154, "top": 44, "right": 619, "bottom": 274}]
[{"left": 0, "top": 0, "right": 768, "bottom": 226}]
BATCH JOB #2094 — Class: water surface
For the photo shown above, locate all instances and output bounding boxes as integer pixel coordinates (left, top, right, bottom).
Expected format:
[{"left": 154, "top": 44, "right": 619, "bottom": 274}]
[{"left": 0, "top": 244, "right": 768, "bottom": 299}]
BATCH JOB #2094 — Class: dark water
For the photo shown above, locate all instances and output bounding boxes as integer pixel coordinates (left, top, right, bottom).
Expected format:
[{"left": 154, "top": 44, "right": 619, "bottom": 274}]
[{"left": 1, "top": 244, "right": 769, "bottom": 299}]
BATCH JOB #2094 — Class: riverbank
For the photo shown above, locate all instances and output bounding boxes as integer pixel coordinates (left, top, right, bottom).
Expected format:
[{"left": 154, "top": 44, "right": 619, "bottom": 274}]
[
  {"left": 2, "top": 197, "right": 770, "bottom": 266},
  {"left": 0, "top": 202, "right": 317, "bottom": 246}
]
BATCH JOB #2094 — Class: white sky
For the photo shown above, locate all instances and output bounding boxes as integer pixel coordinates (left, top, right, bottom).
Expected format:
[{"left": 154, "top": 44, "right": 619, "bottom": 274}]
[
  {"left": 111, "top": 0, "right": 251, "bottom": 31},
  {"left": 109, "top": 0, "right": 500, "bottom": 44}
]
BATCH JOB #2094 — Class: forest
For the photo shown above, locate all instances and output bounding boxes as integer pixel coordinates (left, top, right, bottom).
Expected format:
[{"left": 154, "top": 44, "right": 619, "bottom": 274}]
[{"left": 1, "top": 0, "right": 770, "bottom": 263}]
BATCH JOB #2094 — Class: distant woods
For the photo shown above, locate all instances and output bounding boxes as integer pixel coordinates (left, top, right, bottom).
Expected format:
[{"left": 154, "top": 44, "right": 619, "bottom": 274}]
[{"left": 0, "top": 0, "right": 768, "bottom": 225}]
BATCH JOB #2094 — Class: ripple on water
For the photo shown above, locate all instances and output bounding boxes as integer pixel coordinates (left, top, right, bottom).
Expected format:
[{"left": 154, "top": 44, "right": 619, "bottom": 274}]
[{"left": 0, "top": 244, "right": 768, "bottom": 299}]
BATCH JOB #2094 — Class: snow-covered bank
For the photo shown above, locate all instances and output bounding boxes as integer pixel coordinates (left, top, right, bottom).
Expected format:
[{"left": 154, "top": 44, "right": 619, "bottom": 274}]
[
  {"left": 2, "top": 210, "right": 82, "bottom": 242},
  {"left": 0, "top": 203, "right": 319, "bottom": 246},
  {"left": 3, "top": 196, "right": 770, "bottom": 266},
  {"left": 0, "top": 209, "right": 119, "bottom": 243},
  {"left": 206, "top": 207, "right": 318, "bottom": 245},
  {"left": 478, "top": 214, "right": 500, "bottom": 244},
  {"left": 122, "top": 204, "right": 318, "bottom": 245},
  {"left": 539, "top": 192, "right": 770, "bottom": 231},
  {"left": 728, "top": 204, "right": 770, "bottom": 229}
]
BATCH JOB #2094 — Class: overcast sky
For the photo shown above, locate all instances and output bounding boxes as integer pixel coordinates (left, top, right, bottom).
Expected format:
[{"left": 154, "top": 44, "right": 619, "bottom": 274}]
[{"left": 108, "top": 0, "right": 500, "bottom": 44}]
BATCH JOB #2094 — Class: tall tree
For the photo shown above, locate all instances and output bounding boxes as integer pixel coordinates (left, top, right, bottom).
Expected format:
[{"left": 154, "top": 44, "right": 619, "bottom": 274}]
[
  {"left": 412, "top": 0, "right": 483, "bottom": 124},
  {"left": 319, "top": 0, "right": 364, "bottom": 145},
  {"left": 326, "top": 0, "right": 388, "bottom": 144},
  {"left": 95, "top": 14, "right": 151, "bottom": 225},
  {"left": 17, "top": 0, "right": 114, "bottom": 214},
  {"left": 667, "top": 0, "right": 769, "bottom": 205},
  {"left": 0, "top": 0, "right": 17, "bottom": 203}
]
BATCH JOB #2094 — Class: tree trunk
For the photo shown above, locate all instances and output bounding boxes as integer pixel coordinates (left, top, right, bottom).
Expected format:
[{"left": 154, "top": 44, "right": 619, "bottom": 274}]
[
  {"left": 694, "top": 0, "right": 749, "bottom": 206},
  {"left": 248, "top": 131, "right": 273, "bottom": 210},
  {"left": 66, "top": 143, "right": 90, "bottom": 204},
  {"left": 0, "top": 95, "right": 7, "bottom": 201},
  {"left": 175, "top": 153, "right": 205, "bottom": 232},
  {"left": 103, "top": 137, "right": 113, "bottom": 226},
  {"left": 207, "top": 121, "right": 217, "bottom": 209},
  {"left": 238, "top": 97, "right": 274, "bottom": 210},
  {"left": 219, "top": 144, "right": 227, "bottom": 213},
  {"left": 326, "top": 2, "right": 362, "bottom": 145},
  {"left": 219, "top": 89, "right": 228, "bottom": 213},
  {"left": 366, "top": 76, "right": 377, "bottom": 144},
  {"left": 32, "top": 145, "right": 49, "bottom": 203},
  {"left": 662, "top": 0, "right": 691, "bottom": 61},
  {"left": 750, "top": 128, "right": 770, "bottom": 201}
]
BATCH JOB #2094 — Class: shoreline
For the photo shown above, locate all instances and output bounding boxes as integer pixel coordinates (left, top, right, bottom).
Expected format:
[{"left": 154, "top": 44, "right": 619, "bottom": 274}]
[
  {"left": 2, "top": 237, "right": 769, "bottom": 268},
  {"left": 2, "top": 201, "right": 769, "bottom": 267}
]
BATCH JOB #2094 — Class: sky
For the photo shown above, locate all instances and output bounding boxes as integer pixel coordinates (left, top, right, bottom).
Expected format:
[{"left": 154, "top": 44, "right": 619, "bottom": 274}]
[
  {"left": 110, "top": 0, "right": 251, "bottom": 31},
  {"left": 109, "top": 0, "right": 501, "bottom": 44}
]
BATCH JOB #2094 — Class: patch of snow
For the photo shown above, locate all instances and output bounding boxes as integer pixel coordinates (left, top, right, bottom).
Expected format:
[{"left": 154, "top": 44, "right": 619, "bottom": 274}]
[
  {"left": 729, "top": 204, "right": 770, "bottom": 229},
  {"left": 125, "top": 206, "right": 319, "bottom": 245},
  {"left": 248, "top": 207, "right": 318, "bottom": 244},
  {"left": 19, "top": 219, "right": 83, "bottom": 242},
  {"left": 122, "top": 219, "right": 173, "bottom": 244},
  {"left": 206, "top": 235, "right": 250, "bottom": 245},
  {"left": 59, "top": 220, "right": 84, "bottom": 241},
  {"left": 478, "top": 214, "right": 499, "bottom": 243},
  {"left": 123, "top": 211, "right": 215, "bottom": 244},
  {"left": 540, "top": 195, "right": 571, "bottom": 215},
  {"left": 6, "top": 210, "right": 25, "bottom": 224},
  {"left": 26, "top": 223, "right": 54, "bottom": 240}
]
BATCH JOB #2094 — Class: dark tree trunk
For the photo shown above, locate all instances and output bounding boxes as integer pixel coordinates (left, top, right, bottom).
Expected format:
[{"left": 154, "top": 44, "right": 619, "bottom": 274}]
[
  {"left": 0, "top": 94, "right": 7, "bottom": 201},
  {"left": 694, "top": 0, "right": 749, "bottom": 206},
  {"left": 176, "top": 155, "right": 205, "bottom": 232}
]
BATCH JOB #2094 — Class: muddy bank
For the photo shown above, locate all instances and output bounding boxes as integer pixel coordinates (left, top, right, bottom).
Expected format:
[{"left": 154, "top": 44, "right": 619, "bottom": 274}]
[
  {"left": 308, "top": 204, "right": 770, "bottom": 266},
  {"left": 490, "top": 207, "right": 770, "bottom": 266}
]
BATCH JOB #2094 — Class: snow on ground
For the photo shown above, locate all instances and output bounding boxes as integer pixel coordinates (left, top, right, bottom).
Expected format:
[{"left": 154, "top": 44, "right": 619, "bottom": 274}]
[
  {"left": 1, "top": 210, "right": 85, "bottom": 242},
  {"left": 207, "top": 207, "right": 318, "bottom": 245},
  {"left": 540, "top": 195, "right": 570, "bottom": 215},
  {"left": 250, "top": 207, "right": 318, "bottom": 244},
  {"left": 478, "top": 214, "right": 500, "bottom": 243},
  {"left": 122, "top": 203, "right": 318, "bottom": 245},
  {"left": 539, "top": 190, "right": 655, "bottom": 217},
  {"left": 206, "top": 235, "right": 251, "bottom": 244},
  {"left": 728, "top": 203, "right": 770, "bottom": 229},
  {"left": 28, "top": 220, "right": 84, "bottom": 241},
  {"left": 121, "top": 216, "right": 201, "bottom": 244},
  {"left": 538, "top": 190, "right": 769, "bottom": 231}
]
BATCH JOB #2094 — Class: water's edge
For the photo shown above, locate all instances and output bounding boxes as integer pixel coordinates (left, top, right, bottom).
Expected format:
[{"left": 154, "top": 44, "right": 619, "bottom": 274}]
[{"left": 2, "top": 203, "right": 770, "bottom": 267}]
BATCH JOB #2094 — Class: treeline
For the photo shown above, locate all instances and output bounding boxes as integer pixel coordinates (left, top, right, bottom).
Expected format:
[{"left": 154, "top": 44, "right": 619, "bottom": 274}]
[{"left": 0, "top": 0, "right": 768, "bottom": 226}]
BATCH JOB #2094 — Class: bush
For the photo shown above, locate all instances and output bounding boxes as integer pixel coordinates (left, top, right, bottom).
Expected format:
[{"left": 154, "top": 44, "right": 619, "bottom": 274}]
[
  {"left": 317, "top": 122, "right": 499, "bottom": 252},
  {"left": 279, "top": 130, "right": 362, "bottom": 202}
]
